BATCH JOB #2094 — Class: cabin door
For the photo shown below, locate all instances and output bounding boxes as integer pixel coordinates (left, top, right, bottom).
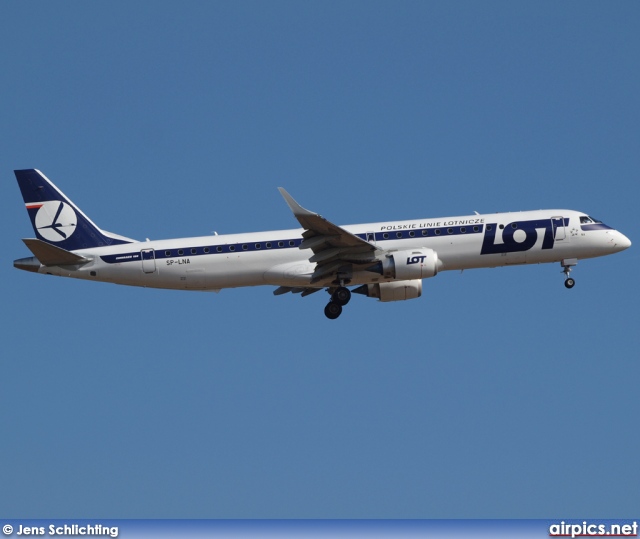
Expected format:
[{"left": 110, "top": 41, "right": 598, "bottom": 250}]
[
  {"left": 551, "top": 217, "right": 566, "bottom": 242},
  {"left": 141, "top": 249, "right": 156, "bottom": 273}
]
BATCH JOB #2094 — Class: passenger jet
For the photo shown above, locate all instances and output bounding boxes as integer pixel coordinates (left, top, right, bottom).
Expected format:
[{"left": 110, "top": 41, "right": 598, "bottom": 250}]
[{"left": 13, "top": 169, "right": 631, "bottom": 319}]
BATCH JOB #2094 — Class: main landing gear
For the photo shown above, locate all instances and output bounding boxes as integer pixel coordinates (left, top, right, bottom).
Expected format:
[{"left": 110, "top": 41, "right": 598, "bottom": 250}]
[
  {"left": 561, "top": 258, "right": 577, "bottom": 289},
  {"left": 324, "top": 286, "right": 351, "bottom": 320}
]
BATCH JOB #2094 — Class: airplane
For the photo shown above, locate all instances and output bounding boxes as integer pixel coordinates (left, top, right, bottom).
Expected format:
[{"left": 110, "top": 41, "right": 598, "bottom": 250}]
[{"left": 12, "top": 169, "right": 631, "bottom": 319}]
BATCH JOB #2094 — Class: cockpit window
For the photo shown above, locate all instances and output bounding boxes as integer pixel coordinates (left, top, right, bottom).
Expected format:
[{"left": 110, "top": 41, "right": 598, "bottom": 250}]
[{"left": 580, "top": 215, "right": 603, "bottom": 224}]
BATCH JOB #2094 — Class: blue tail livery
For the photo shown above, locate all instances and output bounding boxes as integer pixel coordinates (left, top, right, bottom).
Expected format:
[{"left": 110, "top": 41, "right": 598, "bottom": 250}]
[{"left": 14, "top": 169, "right": 134, "bottom": 251}]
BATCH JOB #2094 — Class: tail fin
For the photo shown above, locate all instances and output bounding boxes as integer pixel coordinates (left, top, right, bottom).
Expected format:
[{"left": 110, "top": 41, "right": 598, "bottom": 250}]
[{"left": 14, "top": 169, "right": 135, "bottom": 250}]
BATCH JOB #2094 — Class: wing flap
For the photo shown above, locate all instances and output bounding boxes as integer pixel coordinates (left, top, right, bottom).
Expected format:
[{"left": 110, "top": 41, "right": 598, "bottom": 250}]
[
  {"left": 300, "top": 234, "right": 338, "bottom": 250},
  {"left": 273, "top": 286, "right": 323, "bottom": 297}
]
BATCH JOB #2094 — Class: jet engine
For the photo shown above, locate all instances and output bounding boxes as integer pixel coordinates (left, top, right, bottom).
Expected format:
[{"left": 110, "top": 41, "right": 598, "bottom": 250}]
[
  {"left": 367, "top": 248, "right": 440, "bottom": 280},
  {"left": 353, "top": 279, "right": 423, "bottom": 302}
]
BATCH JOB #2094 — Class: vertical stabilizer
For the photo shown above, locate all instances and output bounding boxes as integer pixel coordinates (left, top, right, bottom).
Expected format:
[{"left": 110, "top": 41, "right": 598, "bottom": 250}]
[{"left": 14, "top": 169, "right": 134, "bottom": 250}]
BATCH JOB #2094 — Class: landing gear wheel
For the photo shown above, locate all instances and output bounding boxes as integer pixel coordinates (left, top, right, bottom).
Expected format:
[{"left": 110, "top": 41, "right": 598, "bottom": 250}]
[
  {"left": 324, "top": 301, "right": 342, "bottom": 320},
  {"left": 332, "top": 286, "right": 351, "bottom": 306},
  {"left": 561, "top": 259, "right": 577, "bottom": 290}
]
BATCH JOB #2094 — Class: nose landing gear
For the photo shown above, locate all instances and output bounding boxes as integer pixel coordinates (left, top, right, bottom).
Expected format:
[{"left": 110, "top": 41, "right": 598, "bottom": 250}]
[
  {"left": 561, "top": 258, "right": 577, "bottom": 289},
  {"left": 324, "top": 286, "right": 351, "bottom": 319}
]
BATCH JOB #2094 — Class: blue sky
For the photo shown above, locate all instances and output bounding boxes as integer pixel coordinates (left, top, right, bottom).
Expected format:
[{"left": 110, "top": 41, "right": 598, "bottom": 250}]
[{"left": 1, "top": 1, "right": 638, "bottom": 518}]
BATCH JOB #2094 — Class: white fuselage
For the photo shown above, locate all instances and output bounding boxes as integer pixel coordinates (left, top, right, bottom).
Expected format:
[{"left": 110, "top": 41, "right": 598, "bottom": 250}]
[{"left": 31, "top": 209, "right": 630, "bottom": 291}]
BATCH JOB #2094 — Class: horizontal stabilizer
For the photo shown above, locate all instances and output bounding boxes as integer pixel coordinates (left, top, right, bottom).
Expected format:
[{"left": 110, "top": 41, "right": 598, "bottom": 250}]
[{"left": 22, "top": 238, "right": 89, "bottom": 266}]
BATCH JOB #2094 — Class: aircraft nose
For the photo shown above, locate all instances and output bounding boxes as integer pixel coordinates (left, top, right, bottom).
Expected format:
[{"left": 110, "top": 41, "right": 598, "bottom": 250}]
[
  {"left": 610, "top": 231, "right": 632, "bottom": 252},
  {"left": 617, "top": 232, "right": 632, "bottom": 251}
]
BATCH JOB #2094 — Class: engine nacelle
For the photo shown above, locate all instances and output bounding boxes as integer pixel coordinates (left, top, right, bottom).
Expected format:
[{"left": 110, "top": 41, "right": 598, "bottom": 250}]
[
  {"left": 354, "top": 279, "right": 423, "bottom": 302},
  {"left": 368, "top": 248, "right": 440, "bottom": 280}
]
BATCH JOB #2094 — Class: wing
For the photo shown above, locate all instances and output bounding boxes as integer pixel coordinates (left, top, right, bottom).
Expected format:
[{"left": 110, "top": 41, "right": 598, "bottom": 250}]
[{"left": 278, "top": 188, "right": 380, "bottom": 285}]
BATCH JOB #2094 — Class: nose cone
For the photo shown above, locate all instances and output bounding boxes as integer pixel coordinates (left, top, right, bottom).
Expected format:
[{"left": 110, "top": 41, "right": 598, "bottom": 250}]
[{"left": 613, "top": 231, "right": 632, "bottom": 252}]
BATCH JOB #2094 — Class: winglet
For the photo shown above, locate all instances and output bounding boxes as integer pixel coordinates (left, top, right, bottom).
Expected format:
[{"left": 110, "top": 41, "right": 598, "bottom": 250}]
[{"left": 278, "top": 188, "right": 318, "bottom": 218}]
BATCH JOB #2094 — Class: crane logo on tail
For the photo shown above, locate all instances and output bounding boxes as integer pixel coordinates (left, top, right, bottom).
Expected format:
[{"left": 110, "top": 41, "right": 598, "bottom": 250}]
[{"left": 29, "top": 201, "right": 78, "bottom": 243}]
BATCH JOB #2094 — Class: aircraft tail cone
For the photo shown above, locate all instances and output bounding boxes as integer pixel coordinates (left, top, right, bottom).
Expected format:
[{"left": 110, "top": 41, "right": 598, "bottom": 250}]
[{"left": 14, "top": 256, "right": 42, "bottom": 273}]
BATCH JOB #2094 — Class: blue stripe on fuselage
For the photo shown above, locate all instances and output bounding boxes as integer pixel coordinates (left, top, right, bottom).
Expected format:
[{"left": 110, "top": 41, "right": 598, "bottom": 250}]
[{"left": 99, "top": 225, "right": 485, "bottom": 264}]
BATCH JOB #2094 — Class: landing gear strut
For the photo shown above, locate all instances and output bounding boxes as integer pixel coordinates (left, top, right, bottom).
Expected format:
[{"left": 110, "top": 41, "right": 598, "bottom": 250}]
[
  {"left": 561, "top": 258, "right": 577, "bottom": 289},
  {"left": 324, "top": 286, "right": 351, "bottom": 319}
]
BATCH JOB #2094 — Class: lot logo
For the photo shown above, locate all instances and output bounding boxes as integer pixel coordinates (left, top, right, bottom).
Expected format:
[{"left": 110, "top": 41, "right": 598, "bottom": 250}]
[
  {"left": 34, "top": 201, "right": 77, "bottom": 242},
  {"left": 481, "top": 218, "right": 567, "bottom": 255},
  {"left": 406, "top": 255, "right": 427, "bottom": 265}
]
